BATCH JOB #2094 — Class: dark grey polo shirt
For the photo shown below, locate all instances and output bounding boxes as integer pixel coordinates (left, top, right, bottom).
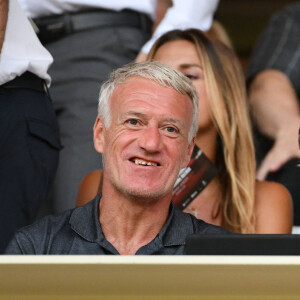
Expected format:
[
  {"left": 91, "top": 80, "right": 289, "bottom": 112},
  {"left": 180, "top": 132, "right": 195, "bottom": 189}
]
[{"left": 5, "top": 196, "right": 229, "bottom": 254}]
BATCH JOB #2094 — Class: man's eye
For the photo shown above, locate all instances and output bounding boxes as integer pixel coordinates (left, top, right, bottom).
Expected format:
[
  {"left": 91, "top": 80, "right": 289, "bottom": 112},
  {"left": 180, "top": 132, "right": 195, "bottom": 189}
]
[
  {"left": 166, "top": 126, "right": 177, "bottom": 133},
  {"left": 163, "top": 126, "right": 180, "bottom": 137},
  {"left": 126, "top": 119, "right": 139, "bottom": 125}
]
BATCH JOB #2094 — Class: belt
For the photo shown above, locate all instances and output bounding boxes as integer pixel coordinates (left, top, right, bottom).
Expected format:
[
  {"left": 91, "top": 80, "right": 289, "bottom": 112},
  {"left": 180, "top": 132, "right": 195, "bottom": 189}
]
[
  {"left": 33, "top": 9, "right": 153, "bottom": 44},
  {"left": 1, "top": 72, "right": 47, "bottom": 94}
]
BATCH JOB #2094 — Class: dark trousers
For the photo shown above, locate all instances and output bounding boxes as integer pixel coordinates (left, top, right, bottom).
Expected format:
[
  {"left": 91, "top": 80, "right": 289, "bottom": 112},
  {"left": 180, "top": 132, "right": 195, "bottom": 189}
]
[{"left": 0, "top": 87, "right": 60, "bottom": 253}]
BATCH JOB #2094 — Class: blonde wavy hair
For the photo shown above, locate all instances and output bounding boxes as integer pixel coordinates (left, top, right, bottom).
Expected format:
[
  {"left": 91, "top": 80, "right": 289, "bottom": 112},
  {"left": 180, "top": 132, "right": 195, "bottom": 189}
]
[{"left": 148, "top": 29, "right": 256, "bottom": 233}]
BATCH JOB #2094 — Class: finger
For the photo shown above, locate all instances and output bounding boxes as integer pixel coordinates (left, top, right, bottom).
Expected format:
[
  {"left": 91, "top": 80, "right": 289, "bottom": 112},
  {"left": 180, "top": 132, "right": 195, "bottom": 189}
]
[
  {"left": 256, "top": 160, "right": 270, "bottom": 181},
  {"left": 256, "top": 147, "right": 287, "bottom": 180}
]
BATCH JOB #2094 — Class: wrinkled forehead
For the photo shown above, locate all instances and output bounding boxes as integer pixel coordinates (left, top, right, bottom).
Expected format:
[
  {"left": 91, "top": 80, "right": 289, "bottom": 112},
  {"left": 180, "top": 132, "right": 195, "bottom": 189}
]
[{"left": 110, "top": 76, "right": 193, "bottom": 117}]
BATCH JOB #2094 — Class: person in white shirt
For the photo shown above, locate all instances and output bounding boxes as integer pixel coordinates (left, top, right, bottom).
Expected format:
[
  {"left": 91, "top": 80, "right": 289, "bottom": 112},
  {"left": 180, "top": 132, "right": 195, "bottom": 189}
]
[
  {"left": 18, "top": 0, "right": 219, "bottom": 213},
  {"left": 0, "top": 0, "right": 60, "bottom": 253}
]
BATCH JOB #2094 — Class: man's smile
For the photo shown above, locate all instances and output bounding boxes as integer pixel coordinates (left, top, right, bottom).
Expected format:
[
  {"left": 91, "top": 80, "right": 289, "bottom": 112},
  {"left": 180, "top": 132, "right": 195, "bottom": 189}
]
[{"left": 130, "top": 158, "right": 160, "bottom": 167}]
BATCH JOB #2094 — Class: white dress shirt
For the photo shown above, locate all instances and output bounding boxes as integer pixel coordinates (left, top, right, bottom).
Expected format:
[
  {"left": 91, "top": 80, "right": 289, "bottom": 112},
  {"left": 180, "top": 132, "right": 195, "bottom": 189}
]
[
  {"left": 143, "top": 0, "right": 219, "bottom": 53},
  {"left": 0, "top": 0, "right": 53, "bottom": 85}
]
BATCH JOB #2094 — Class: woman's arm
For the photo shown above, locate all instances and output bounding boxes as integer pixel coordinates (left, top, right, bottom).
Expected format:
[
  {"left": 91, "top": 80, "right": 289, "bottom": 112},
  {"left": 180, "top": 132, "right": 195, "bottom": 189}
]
[
  {"left": 254, "top": 180, "right": 293, "bottom": 234},
  {"left": 249, "top": 70, "right": 300, "bottom": 180},
  {"left": 76, "top": 170, "right": 103, "bottom": 206}
]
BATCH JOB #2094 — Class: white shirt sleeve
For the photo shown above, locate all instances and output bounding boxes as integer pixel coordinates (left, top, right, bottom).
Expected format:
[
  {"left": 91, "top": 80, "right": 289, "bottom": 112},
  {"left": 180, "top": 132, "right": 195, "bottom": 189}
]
[
  {"left": 0, "top": 0, "right": 53, "bottom": 85},
  {"left": 141, "top": 0, "right": 219, "bottom": 54}
]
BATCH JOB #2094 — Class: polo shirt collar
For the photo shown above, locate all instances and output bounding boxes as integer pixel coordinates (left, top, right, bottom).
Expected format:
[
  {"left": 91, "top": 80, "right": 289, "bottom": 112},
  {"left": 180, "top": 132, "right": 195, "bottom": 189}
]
[
  {"left": 69, "top": 195, "right": 103, "bottom": 243},
  {"left": 158, "top": 202, "right": 194, "bottom": 247}
]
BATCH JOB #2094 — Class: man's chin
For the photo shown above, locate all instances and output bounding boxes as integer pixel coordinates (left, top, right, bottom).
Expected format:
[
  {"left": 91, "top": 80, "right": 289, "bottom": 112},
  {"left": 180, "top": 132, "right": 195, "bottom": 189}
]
[
  {"left": 120, "top": 185, "right": 171, "bottom": 204},
  {"left": 107, "top": 175, "right": 175, "bottom": 204}
]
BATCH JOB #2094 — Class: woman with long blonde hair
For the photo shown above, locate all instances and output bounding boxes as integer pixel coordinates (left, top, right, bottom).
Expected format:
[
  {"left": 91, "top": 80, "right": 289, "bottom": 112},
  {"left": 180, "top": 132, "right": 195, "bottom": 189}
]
[{"left": 76, "top": 29, "right": 292, "bottom": 233}]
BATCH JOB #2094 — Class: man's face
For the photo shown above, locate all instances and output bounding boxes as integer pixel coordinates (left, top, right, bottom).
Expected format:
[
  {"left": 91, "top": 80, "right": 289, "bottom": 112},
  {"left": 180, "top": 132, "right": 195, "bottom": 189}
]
[{"left": 94, "top": 76, "right": 194, "bottom": 202}]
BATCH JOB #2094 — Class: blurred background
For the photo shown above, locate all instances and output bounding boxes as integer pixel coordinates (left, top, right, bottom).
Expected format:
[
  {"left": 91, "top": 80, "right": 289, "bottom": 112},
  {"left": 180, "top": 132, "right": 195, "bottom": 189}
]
[{"left": 215, "top": 0, "right": 299, "bottom": 70}]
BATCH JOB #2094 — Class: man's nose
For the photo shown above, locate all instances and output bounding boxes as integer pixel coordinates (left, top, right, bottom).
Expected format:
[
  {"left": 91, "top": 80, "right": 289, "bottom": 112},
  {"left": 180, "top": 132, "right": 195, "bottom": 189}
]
[{"left": 138, "top": 126, "right": 162, "bottom": 153}]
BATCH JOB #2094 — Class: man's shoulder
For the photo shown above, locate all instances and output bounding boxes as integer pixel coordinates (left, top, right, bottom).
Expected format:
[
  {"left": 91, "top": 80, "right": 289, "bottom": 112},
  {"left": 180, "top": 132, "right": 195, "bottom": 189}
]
[
  {"left": 5, "top": 197, "right": 101, "bottom": 254},
  {"left": 5, "top": 208, "right": 75, "bottom": 254},
  {"left": 28, "top": 209, "right": 74, "bottom": 234},
  {"left": 189, "top": 213, "right": 231, "bottom": 234},
  {"left": 171, "top": 206, "right": 230, "bottom": 235}
]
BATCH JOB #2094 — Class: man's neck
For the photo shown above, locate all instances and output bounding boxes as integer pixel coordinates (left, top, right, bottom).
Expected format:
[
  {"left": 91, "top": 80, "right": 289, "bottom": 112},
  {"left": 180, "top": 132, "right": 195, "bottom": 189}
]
[{"left": 99, "top": 184, "right": 172, "bottom": 255}]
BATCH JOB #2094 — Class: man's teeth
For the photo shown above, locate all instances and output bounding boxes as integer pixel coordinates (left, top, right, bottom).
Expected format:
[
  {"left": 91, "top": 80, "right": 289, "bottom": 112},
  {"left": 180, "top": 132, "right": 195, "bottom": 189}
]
[{"left": 133, "top": 159, "right": 157, "bottom": 166}]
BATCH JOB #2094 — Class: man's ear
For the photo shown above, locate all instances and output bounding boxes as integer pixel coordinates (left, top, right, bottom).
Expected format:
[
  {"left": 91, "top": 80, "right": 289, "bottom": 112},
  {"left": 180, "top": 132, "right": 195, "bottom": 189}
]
[
  {"left": 181, "top": 137, "right": 195, "bottom": 168},
  {"left": 93, "top": 117, "right": 105, "bottom": 154}
]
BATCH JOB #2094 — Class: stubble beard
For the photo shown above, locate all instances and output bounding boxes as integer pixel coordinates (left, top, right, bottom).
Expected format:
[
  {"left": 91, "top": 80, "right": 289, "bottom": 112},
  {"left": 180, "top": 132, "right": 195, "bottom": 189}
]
[{"left": 112, "top": 177, "right": 172, "bottom": 205}]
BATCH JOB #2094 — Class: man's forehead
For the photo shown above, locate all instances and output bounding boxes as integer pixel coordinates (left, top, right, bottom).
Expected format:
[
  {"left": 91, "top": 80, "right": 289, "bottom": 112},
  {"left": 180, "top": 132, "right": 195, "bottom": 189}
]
[{"left": 108, "top": 76, "right": 193, "bottom": 123}]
